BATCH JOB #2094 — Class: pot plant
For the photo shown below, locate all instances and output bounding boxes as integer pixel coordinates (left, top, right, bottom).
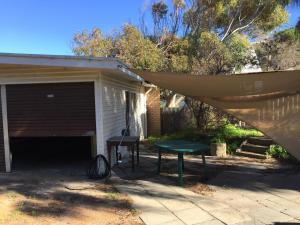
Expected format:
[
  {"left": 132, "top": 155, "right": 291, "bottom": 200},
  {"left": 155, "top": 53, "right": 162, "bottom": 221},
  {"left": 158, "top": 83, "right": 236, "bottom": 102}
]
[{"left": 210, "top": 135, "right": 227, "bottom": 157}]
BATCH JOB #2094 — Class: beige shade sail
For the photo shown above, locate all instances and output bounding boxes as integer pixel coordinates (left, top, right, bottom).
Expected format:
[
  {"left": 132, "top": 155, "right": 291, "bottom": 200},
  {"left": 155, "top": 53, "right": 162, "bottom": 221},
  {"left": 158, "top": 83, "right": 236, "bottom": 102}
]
[{"left": 134, "top": 69, "right": 300, "bottom": 161}]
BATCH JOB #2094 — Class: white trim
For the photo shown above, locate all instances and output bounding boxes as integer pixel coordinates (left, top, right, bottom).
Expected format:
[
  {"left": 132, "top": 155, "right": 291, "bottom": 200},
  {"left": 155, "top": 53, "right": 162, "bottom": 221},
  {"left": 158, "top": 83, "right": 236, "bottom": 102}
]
[
  {"left": 1, "top": 85, "right": 11, "bottom": 172},
  {"left": 0, "top": 53, "right": 125, "bottom": 70},
  {"left": 94, "top": 74, "right": 105, "bottom": 155},
  {"left": 0, "top": 74, "right": 99, "bottom": 85},
  {"left": 117, "top": 66, "right": 144, "bottom": 82}
]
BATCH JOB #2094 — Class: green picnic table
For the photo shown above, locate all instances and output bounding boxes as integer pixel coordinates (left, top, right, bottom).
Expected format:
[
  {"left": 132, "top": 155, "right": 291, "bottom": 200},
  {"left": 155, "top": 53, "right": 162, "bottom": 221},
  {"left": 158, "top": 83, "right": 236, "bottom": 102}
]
[{"left": 155, "top": 140, "right": 209, "bottom": 186}]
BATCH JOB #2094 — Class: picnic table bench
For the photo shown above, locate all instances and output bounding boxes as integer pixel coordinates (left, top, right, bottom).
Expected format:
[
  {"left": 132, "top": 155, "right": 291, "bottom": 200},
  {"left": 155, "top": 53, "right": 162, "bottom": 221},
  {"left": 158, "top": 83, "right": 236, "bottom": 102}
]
[{"left": 155, "top": 140, "right": 209, "bottom": 186}]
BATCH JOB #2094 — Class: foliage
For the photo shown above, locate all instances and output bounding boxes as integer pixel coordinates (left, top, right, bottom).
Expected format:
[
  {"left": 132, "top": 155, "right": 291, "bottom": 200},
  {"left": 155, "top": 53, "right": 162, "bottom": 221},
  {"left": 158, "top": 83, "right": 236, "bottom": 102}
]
[
  {"left": 73, "top": 28, "right": 114, "bottom": 57},
  {"left": 191, "top": 32, "right": 234, "bottom": 75},
  {"left": 183, "top": 0, "right": 289, "bottom": 40},
  {"left": 73, "top": 0, "right": 291, "bottom": 75},
  {"left": 274, "top": 27, "right": 300, "bottom": 43},
  {"left": 163, "top": 36, "right": 190, "bottom": 72},
  {"left": 225, "top": 34, "right": 251, "bottom": 71},
  {"left": 256, "top": 26, "right": 300, "bottom": 71},
  {"left": 227, "top": 141, "right": 242, "bottom": 154},
  {"left": 190, "top": 32, "right": 251, "bottom": 75},
  {"left": 147, "top": 128, "right": 211, "bottom": 145},
  {"left": 73, "top": 25, "right": 165, "bottom": 72},
  {"left": 296, "top": 19, "right": 300, "bottom": 34},
  {"left": 116, "top": 25, "right": 166, "bottom": 71},
  {"left": 211, "top": 134, "right": 226, "bottom": 144},
  {"left": 210, "top": 124, "right": 263, "bottom": 145},
  {"left": 220, "top": 124, "right": 263, "bottom": 139},
  {"left": 267, "top": 144, "right": 290, "bottom": 160}
]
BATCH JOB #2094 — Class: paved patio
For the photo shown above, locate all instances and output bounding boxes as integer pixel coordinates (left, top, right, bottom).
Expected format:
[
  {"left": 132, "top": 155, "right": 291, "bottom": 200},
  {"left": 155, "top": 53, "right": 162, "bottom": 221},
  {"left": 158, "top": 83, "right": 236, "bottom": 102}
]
[{"left": 112, "top": 150, "right": 300, "bottom": 225}]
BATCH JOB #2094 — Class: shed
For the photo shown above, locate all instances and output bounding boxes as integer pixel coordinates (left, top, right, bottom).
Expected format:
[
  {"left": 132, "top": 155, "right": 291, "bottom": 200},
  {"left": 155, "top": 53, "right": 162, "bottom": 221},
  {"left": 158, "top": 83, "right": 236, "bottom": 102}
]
[{"left": 0, "top": 53, "right": 159, "bottom": 172}]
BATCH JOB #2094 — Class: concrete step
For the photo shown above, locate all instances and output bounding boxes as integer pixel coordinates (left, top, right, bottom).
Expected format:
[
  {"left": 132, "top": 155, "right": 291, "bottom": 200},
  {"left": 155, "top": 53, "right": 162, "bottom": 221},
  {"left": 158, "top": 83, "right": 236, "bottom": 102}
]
[
  {"left": 247, "top": 137, "right": 274, "bottom": 146},
  {"left": 236, "top": 150, "right": 267, "bottom": 159},
  {"left": 241, "top": 143, "right": 269, "bottom": 154}
]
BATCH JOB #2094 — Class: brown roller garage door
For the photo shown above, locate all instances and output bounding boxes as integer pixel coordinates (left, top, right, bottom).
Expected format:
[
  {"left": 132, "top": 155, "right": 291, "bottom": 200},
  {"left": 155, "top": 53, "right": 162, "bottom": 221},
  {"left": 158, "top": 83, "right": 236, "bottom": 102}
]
[{"left": 6, "top": 82, "right": 96, "bottom": 137}]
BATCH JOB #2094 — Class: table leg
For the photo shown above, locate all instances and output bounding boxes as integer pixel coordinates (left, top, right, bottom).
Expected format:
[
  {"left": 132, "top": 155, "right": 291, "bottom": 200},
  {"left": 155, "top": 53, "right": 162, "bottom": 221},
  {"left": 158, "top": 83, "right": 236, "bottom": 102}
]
[
  {"left": 107, "top": 143, "right": 112, "bottom": 171},
  {"left": 116, "top": 146, "right": 119, "bottom": 165},
  {"left": 182, "top": 155, "right": 185, "bottom": 172},
  {"left": 178, "top": 153, "right": 184, "bottom": 186},
  {"left": 202, "top": 154, "right": 206, "bottom": 165},
  {"left": 131, "top": 145, "right": 135, "bottom": 172},
  {"left": 136, "top": 141, "right": 140, "bottom": 166},
  {"left": 157, "top": 150, "right": 161, "bottom": 174}
]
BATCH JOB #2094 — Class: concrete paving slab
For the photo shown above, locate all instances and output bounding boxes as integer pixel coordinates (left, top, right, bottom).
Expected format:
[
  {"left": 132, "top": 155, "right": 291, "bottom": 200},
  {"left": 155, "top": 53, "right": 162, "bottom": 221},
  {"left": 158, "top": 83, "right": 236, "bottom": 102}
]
[
  {"left": 140, "top": 210, "right": 179, "bottom": 225},
  {"left": 193, "top": 198, "right": 230, "bottom": 212},
  {"left": 194, "top": 219, "right": 225, "bottom": 225},
  {"left": 247, "top": 206, "right": 295, "bottom": 224},
  {"left": 174, "top": 207, "right": 214, "bottom": 225},
  {"left": 159, "top": 219, "right": 185, "bottom": 225},
  {"left": 281, "top": 208, "right": 300, "bottom": 220},
  {"left": 156, "top": 197, "right": 196, "bottom": 212},
  {"left": 264, "top": 195, "right": 300, "bottom": 212},
  {"left": 268, "top": 189, "right": 300, "bottom": 201},
  {"left": 112, "top": 151, "right": 300, "bottom": 225},
  {"left": 225, "top": 197, "right": 260, "bottom": 213},
  {"left": 233, "top": 220, "right": 265, "bottom": 225},
  {"left": 210, "top": 208, "right": 253, "bottom": 225}
]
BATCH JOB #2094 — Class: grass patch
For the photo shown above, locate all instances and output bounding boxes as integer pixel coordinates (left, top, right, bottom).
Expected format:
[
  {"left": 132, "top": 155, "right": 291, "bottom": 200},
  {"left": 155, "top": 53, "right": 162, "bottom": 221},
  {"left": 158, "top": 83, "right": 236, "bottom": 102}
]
[
  {"left": 147, "top": 124, "right": 263, "bottom": 156},
  {"left": 147, "top": 130, "right": 210, "bottom": 145},
  {"left": 221, "top": 124, "right": 263, "bottom": 139}
]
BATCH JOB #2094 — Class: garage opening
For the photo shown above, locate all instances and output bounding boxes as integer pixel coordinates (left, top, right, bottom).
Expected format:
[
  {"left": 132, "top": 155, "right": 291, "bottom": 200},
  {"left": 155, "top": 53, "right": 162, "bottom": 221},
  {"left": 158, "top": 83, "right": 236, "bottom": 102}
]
[{"left": 10, "top": 137, "right": 93, "bottom": 171}]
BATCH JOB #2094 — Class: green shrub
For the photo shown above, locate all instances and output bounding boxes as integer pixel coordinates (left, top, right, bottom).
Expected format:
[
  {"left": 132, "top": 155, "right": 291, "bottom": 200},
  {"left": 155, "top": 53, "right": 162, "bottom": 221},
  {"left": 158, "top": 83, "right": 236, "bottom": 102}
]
[
  {"left": 275, "top": 27, "right": 299, "bottom": 43},
  {"left": 211, "top": 134, "right": 225, "bottom": 144},
  {"left": 267, "top": 144, "right": 289, "bottom": 160},
  {"left": 227, "top": 141, "right": 241, "bottom": 154},
  {"left": 221, "top": 124, "right": 263, "bottom": 139}
]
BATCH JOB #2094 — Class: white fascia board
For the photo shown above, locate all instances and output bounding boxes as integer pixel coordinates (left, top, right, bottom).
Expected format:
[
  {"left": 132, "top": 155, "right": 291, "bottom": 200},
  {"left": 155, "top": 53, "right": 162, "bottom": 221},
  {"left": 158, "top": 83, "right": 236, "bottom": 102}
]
[
  {"left": 0, "top": 53, "right": 124, "bottom": 70},
  {"left": 117, "top": 66, "right": 144, "bottom": 83},
  {"left": 0, "top": 53, "right": 144, "bottom": 83}
]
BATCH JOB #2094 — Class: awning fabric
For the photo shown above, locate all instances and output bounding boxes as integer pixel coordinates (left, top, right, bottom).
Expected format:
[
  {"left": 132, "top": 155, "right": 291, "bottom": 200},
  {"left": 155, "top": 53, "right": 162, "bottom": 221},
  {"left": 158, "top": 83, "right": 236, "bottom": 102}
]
[{"left": 135, "top": 70, "right": 300, "bottom": 161}]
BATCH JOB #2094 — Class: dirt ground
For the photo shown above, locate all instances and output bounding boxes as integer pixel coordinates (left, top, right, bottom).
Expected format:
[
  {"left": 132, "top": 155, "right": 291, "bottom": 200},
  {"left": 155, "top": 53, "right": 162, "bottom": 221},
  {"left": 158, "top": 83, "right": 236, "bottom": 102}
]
[
  {"left": 114, "top": 148, "right": 300, "bottom": 196},
  {"left": 0, "top": 168, "right": 143, "bottom": 225}
]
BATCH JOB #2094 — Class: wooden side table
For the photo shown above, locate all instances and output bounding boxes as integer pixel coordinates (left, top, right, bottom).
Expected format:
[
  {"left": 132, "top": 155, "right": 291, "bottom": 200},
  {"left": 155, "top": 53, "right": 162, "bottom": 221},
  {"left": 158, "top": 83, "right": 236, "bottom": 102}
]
[{"left": 106, "top": 136, "right": 140, "bottom": 171}]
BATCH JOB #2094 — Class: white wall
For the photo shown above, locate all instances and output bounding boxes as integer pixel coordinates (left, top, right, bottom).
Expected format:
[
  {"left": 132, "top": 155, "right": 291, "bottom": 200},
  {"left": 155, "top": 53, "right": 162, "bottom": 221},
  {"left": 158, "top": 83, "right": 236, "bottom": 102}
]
[{"left": 100, "top": 74, "right": 146, "bottom": 161}]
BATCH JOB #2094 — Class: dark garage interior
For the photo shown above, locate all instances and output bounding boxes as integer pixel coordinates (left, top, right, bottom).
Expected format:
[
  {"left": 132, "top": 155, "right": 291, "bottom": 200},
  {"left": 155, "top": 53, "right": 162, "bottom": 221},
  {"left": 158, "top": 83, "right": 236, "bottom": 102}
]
[{"left": 10, "top": 137, "right": 92, "bottom": 170}]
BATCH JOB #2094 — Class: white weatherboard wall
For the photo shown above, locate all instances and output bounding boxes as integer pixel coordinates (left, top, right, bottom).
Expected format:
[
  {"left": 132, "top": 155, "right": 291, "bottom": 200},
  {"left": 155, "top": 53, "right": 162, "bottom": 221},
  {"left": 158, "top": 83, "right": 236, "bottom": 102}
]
[{"left": 101, "top": 74, "right": 146, "bottom": 162}]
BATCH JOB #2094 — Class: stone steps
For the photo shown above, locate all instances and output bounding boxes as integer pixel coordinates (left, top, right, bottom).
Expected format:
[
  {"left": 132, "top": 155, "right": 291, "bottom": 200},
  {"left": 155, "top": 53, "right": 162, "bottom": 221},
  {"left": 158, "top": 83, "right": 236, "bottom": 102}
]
[
  {"left": 247, "top": 137, "right": 274, "bottom": 146},
  {"left": 236, "top": 136, "right": 273, "bottom": 159},
  {"left": 236, "top": 149, "right": 268, "bottom": 159},
  {"left": 241, "top": 143, "right": 269, "bottom": 154}
]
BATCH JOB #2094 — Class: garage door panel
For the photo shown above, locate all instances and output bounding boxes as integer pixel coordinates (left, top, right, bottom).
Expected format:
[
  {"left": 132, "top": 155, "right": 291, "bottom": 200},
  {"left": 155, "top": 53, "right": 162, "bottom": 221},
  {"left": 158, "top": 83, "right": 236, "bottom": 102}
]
[{"left": 7, "top": 82, "right": 96, "bottom": 137}]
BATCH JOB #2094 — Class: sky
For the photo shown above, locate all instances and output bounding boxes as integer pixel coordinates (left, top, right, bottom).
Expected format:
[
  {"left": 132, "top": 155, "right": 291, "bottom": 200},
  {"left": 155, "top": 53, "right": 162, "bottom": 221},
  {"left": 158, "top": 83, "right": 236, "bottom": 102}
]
[{"left": 0, "top": 0, "right": 299, "bottom": 56}]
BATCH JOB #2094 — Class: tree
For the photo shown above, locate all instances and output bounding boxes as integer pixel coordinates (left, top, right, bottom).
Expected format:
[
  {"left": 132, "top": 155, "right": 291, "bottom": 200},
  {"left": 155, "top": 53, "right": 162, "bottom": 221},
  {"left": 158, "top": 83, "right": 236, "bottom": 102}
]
[
  {"left": 190, "top": 31, "right": 250, "bottom": 75},
  {"left": 72, "top": 0, "right": 295, "bottom": 132},
  {"left": 73, "top": 28, "right": 114, "bottom": 57},
  {"left": 184, "top": 0, "right": 290, "bottom": 40},
  {"left": 256, "top": 26, "right": 300, "bottom": 71},
  {"left": 115, "top": 25, "right": 166, "bottom": 71},
  {"left": 73, "top": 25, "right": 165, "bottom": 72}
]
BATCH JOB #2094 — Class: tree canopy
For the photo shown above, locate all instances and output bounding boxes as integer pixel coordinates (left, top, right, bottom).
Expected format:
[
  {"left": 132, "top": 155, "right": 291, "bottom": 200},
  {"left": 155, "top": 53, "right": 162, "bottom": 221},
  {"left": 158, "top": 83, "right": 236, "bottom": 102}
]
[{"left": 72, "top": 0, "right": 297, "bottom": 74}]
